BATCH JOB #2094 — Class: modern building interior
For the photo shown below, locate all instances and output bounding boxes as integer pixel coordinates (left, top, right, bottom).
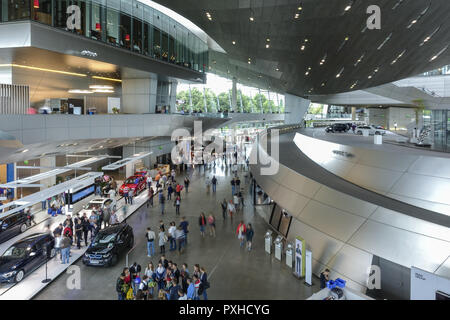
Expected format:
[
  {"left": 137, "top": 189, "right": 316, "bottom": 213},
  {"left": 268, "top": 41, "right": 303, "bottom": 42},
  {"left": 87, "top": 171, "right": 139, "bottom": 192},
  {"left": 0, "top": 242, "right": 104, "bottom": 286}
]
[{"left": 0, "top": 0, "right": 449, "bottom": 301}]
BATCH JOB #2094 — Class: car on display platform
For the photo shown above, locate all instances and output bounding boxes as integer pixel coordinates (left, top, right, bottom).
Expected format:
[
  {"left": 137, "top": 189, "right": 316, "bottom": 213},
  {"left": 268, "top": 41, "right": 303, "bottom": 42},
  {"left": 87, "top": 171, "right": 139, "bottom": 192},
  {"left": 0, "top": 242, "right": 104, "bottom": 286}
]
[
  {"left": 79, "top": 198, "right": 117, "bottom": 217},
  {"left": 325, "top": 123, "right": 349, "bottom": 133},
  {"left": 0, "top": 211, "right": 31, "bottom": 245},
  {"left": 118, "top": 175, "right": 146, "bottom": 196},
  {"left": 355, "top": 125, "right": 387, "bottom": 135},
  {"left": 82, "top": 223, "right": 134, "bottom": 267},
  {"left": 0, "top": 233, "right": 55, "bottom": 284}
]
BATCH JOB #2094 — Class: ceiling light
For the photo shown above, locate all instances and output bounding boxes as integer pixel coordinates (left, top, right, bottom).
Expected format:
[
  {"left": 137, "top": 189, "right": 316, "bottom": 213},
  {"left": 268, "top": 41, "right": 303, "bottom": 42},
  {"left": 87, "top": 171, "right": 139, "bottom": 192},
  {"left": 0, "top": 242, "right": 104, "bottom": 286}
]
[
  {"left": 321, "top": 82, "right": 326, "bottom": 87},
  {"left": 0, "top": 64, "right": 86, "bottom": 77},
  {"left": 265, "top": 44, "right": 270, "bottom": 48},
  {"left": 92, "top": 89, "right": 114, "bottom": 93},
  {"left": 232, "top": 41, "right": 236, "bottom": 45},
  {"left": 276, "top": 68, "right": 279, "bottom": 71},
  {"left": 89, "top": 85, "right": 113, "bottom": 90},
  {"left": 300, "top": 45, "right": 305, "bottom": 51},
  {"left": 294, "top": 14, "right": 300, "bottom": 19},
  {"left": 344, "top": 36, "right": 349, "bottom": 41},
  {"left": 305, "top": 71, "right": 309, "bottom": 76},
  {"left": 249, "top": 17, "right": 254, "bottom": 21},
  {"left": 304, "top": 38, "right": 309, "bottom": 43},
  {"left": 345, "top": 5, "right": 351, "bottom": 11},
  {"left": 22, "top": 149, "right": 29, "bottom": 153},
  {"left": 68, "top": 89, "right": 93, "bottom": 94},
  {"left": 336, "top": 67, "right": 344, "bottom": 78},
  {"left": 266, "top": 38, "right": 270, "bottom": 42}
]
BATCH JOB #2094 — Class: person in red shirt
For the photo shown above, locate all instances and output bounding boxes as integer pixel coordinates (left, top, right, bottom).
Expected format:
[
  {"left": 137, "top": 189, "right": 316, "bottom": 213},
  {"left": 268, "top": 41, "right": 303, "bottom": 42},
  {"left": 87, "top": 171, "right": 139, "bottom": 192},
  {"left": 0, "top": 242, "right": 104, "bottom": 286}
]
[{"left": 236, "top": 221, "right": 247, "bottom": 248}]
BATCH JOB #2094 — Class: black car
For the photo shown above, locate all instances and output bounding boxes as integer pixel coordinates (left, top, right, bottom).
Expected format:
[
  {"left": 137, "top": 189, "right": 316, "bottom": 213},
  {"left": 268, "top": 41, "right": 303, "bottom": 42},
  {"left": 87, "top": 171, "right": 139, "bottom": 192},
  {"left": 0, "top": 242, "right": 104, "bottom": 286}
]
[
  {"left": 0, "top": 233, "right": 55, "bottom": 283},
  {"left": 0, "top": 211, "right": 30, "bottom": 245},
  {"left": 83, "top": 223, "right": 134, "bottom": 267},
  {"left": 325, "top": 123, "right": 349, "bottom": 133}
]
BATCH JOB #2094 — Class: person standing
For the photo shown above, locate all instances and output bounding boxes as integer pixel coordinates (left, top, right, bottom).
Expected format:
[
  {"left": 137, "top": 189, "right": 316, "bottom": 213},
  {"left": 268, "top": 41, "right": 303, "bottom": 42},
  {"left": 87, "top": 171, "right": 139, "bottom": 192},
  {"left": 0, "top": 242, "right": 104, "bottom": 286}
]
[
  {"left": 221, "top": 199, "right": 227, "bottom": 220},
  {"left": 60, "top": 232, "right": 71, "bottom": 264},
  {"left": 228, "top": 200, "right": 235, "bottom": 219},
  {"left": 146, "top": 175, "right": 153, "bottom": 190},
  {"left": 147, "top": 187, "right": 154, "bottom": 208},
  {"left": 158, "top": 226, "right": 167, "bottom": 254},
  {"left": 186, "top": 277, "right": 195, "bottom": 300},
  {"left": 207, "top": 214, "right": 216, "bottom": 237},
  {"left": 198, "top": 213, "right": 207, "bottom": 237},
  {"left": 180, "top": 263, "right": 190, "bottom": 293},
  {"left": 155, "top": 262, "right": 166, "bottom": 293},
  {"left": 123, "top": 186, "right": 129, "bottom": 204},
  {"left": 175, "top": 226, "right": 185, "bottom": 254},
  {"left": 116, "top": 272, "right": 126, "bottom": 300},
  {"left": 211, "top": 176, "right": 217, "bottom": 193},
  {"left": 233, "top": 193, "right": 240, "bottom": 212},
  {"left": 199, "top": 267, "right": 209, "bottom": 300},
  {"left": 236, "top": 221, "right": 246, "bottom": 248},
  {"left": 168, "top": 222, "right": 177, "bottom": 251},
  {"left": 246, "top": 223, "right": 254, "bottom": 251},
  {"left": 167, "top": 183, "right": 173, "bottom": 200},
  {"left": 184, "top": 177, "right": 190, "bottom": 193},
  {"left": 146, "top": 227, "right": 156, "bottom": 257},
  {"left": 205, "top": 177, "right": 211, "bottom": 194},
  {"left": 128, "top": 188, "right": 134, "bottom": 205},
  {"left": 230, "top": 178, "right": 236, "bottom": 196},
  {"left": 75, "top": 218, "right": 83, "bottom": 249}
]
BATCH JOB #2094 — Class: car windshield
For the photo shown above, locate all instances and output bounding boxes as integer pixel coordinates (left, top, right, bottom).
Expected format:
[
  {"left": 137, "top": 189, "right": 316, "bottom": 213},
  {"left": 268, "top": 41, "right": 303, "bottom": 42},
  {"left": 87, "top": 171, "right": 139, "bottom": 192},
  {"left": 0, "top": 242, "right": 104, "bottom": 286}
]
[
  {"left": 92, "top": 232, "right": 116, "bottom": 245},
  {"left": 86, "top": 203, "right": 101, "bottom": 210},
  {"left": 2, "top": 244, "right": 29, "bottom": 259},
  {"left": 124, "top": 178, "right": 138, "bottom": 184}
]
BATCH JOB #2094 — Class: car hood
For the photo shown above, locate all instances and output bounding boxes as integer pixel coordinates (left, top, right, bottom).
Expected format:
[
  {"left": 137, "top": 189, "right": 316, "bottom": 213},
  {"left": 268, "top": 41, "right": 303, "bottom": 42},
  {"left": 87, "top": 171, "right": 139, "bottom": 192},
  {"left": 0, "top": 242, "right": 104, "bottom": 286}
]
[
  {"left": 0, "top": 258, "right": 22, "bottom": 273},
  {"left": 120, "top": 183, "right": 137, "bottom": 189},
  {"left": 86, "top": 243, "right": 113, "bottom": 255}
]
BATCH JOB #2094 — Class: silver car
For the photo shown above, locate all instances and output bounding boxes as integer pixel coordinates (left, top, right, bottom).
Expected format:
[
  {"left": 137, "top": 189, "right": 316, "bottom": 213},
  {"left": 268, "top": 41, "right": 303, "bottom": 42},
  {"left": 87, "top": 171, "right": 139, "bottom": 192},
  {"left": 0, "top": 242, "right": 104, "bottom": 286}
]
[{"left": 355, "top": 125, "right": 386, "bottom": 135}]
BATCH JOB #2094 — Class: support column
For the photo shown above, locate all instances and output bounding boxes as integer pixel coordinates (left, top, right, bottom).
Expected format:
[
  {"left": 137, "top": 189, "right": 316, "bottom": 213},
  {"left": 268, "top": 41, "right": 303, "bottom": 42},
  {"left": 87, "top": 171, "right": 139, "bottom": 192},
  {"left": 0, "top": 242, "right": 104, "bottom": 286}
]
[
  {"left": 40, "top": 157, "right": 56, "bottom": 190},
  {"left": 231, "top": 77, "right": 237, "bottom": 111},
  {"left": 169, "top": 81, "right": 177, "bottom": 114},
  {"left": 352, "top": 107, "right": 356, "bottom": 121},
  {"left": 121, "top": 74, "right": 157, "bottom": 114},
  {"left": 284, "top": 93, "right": 311, "bottom": 125}
]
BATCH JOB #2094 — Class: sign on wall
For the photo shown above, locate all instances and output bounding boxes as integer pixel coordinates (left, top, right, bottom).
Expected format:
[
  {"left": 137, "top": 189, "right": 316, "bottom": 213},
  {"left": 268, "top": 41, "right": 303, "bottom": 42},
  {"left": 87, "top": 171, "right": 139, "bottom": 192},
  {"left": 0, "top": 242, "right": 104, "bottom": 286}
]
[{"left": 410, "top": 266, "right": 450, "bottom": 300}]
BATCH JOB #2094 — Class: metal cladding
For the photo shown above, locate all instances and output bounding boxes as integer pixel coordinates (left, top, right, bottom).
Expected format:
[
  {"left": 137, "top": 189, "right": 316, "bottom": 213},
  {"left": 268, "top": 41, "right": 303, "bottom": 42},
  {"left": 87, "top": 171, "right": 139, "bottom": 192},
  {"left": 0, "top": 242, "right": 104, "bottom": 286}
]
[{"left": 250, "top": 129, "right": 450, "bottom": 293}]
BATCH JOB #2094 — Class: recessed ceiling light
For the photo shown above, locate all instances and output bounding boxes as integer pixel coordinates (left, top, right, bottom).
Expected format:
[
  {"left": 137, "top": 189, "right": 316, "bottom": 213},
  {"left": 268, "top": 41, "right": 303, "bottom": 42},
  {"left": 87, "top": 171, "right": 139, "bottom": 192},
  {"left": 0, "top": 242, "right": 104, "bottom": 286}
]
[
  {"left": 345, "top": 5, "right": 351, "bottom": 11},
  {"left": 22, "top": 149, "right": 29, "bottom": 153},
  {"left": 265, "top": 44, "right": 270, "bottom": 48},
  {"left": 232, "top": 41, "right": 236, "bottom": 45},
  {"left": 249, "top": 17, "right": 254, "bottom": 21},
  {"left": 276, "top": 68, "right": 279, "bottom": 71},
  {"left": 266, "top": 38, "right": 270, "bottom": 42},
  {"left": 300, "top": 45, "right": 305, "bottom": 51}
]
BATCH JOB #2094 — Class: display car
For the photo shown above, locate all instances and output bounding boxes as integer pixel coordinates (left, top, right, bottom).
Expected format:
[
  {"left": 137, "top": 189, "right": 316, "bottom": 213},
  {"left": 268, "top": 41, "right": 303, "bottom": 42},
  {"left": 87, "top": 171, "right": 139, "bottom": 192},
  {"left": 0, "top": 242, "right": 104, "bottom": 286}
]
[
  {"left": 0, "top": 233, "right": 55, "bottom": 283},
  {"left": 355, "top": 125, "right": 386, "bottom": 135},
  {"left": 118, "top": 175, "right": 146, "bottom": 196},
  {"left": 79, "top": 198, "right": 117, "bottom": 217},
  {"left": 325, "top": 123, "right": 349, "bottom": 133},
  {"left": 134, "top": 170, "right": 148, "bottom": 177},
  {"left": 0, "top": 211, "right": 31, "bottom": 245},
  {"left": 82, "top": 223, "right": 134, "bottom": 267}
]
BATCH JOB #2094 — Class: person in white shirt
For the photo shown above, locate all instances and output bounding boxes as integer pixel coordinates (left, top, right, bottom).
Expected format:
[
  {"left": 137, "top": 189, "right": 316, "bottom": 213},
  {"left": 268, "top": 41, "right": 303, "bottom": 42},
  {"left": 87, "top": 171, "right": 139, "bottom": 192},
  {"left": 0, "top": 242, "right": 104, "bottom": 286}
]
[
  {"left": 146, "top": 227, "right": 156, "bottom": 257},
  {"left": 146, "top": 176, "right": 152, "bottom": 189},
  {"left": 108, "top": 188, "right": 116, "bottom": 199},
  {"left": 168, "top": 222, "right": 177, "bottom": 251},
  {"left": 233, "top": 194, "right": 240, "bottom": 212}
]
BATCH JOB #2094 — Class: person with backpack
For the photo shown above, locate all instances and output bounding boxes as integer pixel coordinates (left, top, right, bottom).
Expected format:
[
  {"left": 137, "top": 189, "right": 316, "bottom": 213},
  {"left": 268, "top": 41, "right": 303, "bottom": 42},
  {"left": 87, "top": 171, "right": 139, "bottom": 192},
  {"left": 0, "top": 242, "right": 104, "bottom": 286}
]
[
  {"left": 158, "top": 226, "right": 167, "bottom": 254},
  {"left": 246, "top": 223, "right": 254, "bottom": 251},
  {"left": 211, "top": 176, "right": 217, "bottom": 193},
  {"left": 174, "top": 195, "right": 181, "bottom": 216},
  {"left": 139, "top": 275, "right": 149, "bottom": 300},
  {"left": 198, "top": 213, "right": 207, "bottom": 237},
  {"left": 236, "top": 221, "right": 247, "bottom": 248}
]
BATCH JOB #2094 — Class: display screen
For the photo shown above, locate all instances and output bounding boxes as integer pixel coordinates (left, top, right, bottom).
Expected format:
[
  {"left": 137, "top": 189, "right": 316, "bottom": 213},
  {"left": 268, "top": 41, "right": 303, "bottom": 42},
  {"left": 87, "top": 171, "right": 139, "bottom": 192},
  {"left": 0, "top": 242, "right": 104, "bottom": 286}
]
[
  {"left": 279, "top": 211, "right": 292, "bottom": 237},
  {"left": 71, "top": 185, "right": 95, "bottom": 203},
  {"left": 270, "top": 205, "right": 282, "bottom": 230}
]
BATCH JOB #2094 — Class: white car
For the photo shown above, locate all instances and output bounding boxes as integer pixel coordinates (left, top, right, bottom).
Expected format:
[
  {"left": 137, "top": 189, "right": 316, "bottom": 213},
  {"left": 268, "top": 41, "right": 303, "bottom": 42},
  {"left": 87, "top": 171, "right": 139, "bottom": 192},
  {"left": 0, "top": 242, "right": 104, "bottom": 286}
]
[
  {"left": 355, "top": 125, "right": 386, "bottom": 135},
  {"left": 79, "top": 198, "right": 117, "bottom": 217}
]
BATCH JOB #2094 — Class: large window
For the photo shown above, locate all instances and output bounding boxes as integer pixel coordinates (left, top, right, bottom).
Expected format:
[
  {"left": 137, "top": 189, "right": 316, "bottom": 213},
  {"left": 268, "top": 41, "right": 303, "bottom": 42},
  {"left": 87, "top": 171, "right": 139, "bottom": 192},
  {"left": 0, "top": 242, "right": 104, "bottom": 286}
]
[
  {"left": 153, "top": 27, "right": 161, "bottom": 59},
  {"left": 132, "top": 17, "right": 142, "bottom": 53},
  {"left": 32, "top": 0, "right": 51, "bottom": 25},
  {"left": 119, "top": 12, "right": 131, "bottom": 49},
  {"left": 106, "top": 8, "right": 119, "bottom": 45}
]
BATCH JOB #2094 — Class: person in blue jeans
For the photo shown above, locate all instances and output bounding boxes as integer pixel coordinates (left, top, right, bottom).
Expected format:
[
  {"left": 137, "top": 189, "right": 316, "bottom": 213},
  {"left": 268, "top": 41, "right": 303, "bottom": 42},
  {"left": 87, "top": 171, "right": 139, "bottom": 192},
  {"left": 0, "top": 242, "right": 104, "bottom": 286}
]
[
  {"left": 200, "top": 267, "right": 209, "bottom": 300},
  {"left": 179, "top": 217, "right": 189, "bottom": 244},
  {"left": 146, "top": 227, "right": 156, "bottom": 257}
]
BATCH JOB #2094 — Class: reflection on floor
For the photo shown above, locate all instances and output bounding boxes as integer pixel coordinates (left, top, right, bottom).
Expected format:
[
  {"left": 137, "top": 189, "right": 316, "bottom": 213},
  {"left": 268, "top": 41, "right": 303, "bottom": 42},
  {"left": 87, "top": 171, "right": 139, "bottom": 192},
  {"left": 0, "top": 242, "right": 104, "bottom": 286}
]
[{"left": 34, "top": 161, "right": 320, "bottom": 300}]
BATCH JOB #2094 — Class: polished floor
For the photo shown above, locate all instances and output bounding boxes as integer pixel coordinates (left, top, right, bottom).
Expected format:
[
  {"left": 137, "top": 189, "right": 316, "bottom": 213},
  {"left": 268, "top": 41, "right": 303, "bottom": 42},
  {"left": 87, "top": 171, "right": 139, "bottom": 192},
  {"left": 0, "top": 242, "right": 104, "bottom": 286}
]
[{"left": 34, "top": 161, "right": 319, "bottom": 300}]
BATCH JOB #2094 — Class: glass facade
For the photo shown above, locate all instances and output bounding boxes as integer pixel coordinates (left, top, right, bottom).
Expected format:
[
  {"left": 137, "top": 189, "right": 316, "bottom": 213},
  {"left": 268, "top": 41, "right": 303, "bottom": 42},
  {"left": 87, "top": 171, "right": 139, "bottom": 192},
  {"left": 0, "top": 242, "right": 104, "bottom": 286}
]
[
  {"left": 429, "top": 110, "right": 450, "bottom": 152},
  {"left": 0, "top": 0, "right": 208, "bottom": 73}
]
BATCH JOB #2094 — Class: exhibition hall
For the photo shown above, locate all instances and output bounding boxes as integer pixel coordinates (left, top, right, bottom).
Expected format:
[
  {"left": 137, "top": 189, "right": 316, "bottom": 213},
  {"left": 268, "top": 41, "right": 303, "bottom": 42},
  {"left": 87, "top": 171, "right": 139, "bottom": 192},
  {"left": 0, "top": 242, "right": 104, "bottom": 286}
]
[{"left": 0, "top": 0, "right": 449, "bottom": 308}]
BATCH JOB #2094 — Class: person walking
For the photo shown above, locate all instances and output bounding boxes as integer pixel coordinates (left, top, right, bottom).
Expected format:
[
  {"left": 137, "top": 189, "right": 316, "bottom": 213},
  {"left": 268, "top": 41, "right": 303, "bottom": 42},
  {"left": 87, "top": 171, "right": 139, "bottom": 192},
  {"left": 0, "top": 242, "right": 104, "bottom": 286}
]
[
  {"left": 230, "top": 178, "right": 236, "bottom": 196},
  {"left": 159, "top": 190, "right": 166, "bottom": 215},
  {"left": 228, "top": 200, "right": 235, "bottom": 219},
  {"left": 199, "top": 213, "right": 207, "bottom": 237},
  {"left": 221, "top": 199, "right": 227, "bottom": 220},
  {"left": 168, "top": 222, "right": 177, "bottom": 251},
  {"left": 211, "top": 176, "right": 217, "bottom": 193},
  {"left": 128, "top": 188, "right": 134, "bottom": 205},
  {"left": 146, "top": 175, "right": 153, "bottom": 190},
  {"left": 147, "top": 187, "right": 154, "bottom": 208},
  {"left": 158, "top": 226, "right": 167, "bottom": 254},
  {"left": 179, "top": 216, "right": 189, "bottom": 245},
  {"left": 75, "top": 218, "right": 83, "bottom": 249},
  {"left": 205, "top": 177, "right": 211, "bottom": 194},
  {"left": 60, "top": 232, "right": 71, "bottom": 264},
  {"left": 174, "top": 195, "right": 181, "bottom": 216},
  {"left": 233, "top": 193, "right": 240, "bottom": 213},
  {"left": 146, "top": 227, "right": 156, "bottom": 257},
  {"left": 236, "top": 221, "right": 247, "bottom": 248},
  {"left": 167, "top": 183, "right": 173, "bottom": 200},
  {"left": 207, "top": 214, "right": 216, "bottom": 237},
  {"left": 123, "top": 186, "right": 129, "bottom": 204},
  {"left": 175, "top": 226, "right": 185, "bottom": 254},
  {"left": 199, "top": 267, "right": 209, "bottom": 300},
  {"left": 116, "top": 272, "right": 126, "bottom": 300},
  {"left": 246, "top": 223, "right": 254, "bottom": 251}
]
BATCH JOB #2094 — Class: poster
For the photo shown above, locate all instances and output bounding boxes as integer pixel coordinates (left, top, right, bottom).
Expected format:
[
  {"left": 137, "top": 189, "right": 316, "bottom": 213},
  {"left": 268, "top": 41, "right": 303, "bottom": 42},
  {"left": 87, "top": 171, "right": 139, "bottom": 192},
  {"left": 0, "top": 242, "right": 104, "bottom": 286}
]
[{"left": 295, "top": 236, "right": 306, "bottom": 278}]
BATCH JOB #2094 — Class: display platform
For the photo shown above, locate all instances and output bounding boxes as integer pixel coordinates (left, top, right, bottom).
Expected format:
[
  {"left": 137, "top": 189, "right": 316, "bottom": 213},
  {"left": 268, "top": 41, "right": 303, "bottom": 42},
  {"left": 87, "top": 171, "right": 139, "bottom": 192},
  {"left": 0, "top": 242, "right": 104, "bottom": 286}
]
[{"left": 0, "top": 187, "right": 149, "bottom": 300}]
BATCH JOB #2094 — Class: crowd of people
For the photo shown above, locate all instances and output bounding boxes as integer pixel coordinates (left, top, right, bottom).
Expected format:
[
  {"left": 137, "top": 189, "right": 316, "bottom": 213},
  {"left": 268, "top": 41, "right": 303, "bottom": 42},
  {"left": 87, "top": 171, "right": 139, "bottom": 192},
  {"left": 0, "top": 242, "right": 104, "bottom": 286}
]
[{"left": 116, "top": 258, "right": 210, "bottom": 300}]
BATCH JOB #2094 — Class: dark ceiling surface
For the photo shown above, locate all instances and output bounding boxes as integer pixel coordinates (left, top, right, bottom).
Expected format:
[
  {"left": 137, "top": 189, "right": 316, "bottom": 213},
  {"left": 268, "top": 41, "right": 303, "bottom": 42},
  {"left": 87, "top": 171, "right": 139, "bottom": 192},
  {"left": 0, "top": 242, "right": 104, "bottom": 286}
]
[{"left": 154, "top": 0, "right": 450, "bottom": 96}]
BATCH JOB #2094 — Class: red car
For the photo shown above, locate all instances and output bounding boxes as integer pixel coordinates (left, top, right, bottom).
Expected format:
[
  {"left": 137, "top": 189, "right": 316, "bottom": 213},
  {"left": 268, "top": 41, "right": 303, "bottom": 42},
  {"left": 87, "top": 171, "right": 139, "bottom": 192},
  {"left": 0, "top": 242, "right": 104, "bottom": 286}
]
[
  {"left": 134, "top": 171, "right": 148, "bottom": 177},
  {"left": 119, "top": 175, "right": 146, "bottom": 196}
]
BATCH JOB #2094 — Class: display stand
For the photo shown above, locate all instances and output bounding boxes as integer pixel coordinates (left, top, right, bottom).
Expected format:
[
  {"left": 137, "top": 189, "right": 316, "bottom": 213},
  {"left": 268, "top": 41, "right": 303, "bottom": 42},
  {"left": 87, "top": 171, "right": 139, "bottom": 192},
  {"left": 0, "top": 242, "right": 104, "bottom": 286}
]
[
  {"left": 264, "top": 230, "right": 272, "bottom": 254},
  {"left": 274, "top": 236, "right": 283, "bottom": 260},
  {"left": 41, "top": 246, "right": 52, "bottom": 284}
]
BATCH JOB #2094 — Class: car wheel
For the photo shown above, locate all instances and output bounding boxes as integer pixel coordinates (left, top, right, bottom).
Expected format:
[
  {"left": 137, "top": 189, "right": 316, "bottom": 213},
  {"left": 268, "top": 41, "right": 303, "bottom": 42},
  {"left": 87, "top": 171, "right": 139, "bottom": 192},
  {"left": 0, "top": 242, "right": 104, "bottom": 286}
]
[
  {"left": 20, "top": 223, "right": 27, "bottom": 233},
  {"left": 14, "top": 270, "right": 25, "bottom": 283},
  {"left": 49, "top": 248, "right": 56, "bottom": 258},
  {"left": 110, "top": 254, "right": 118, "bottom": 267}
]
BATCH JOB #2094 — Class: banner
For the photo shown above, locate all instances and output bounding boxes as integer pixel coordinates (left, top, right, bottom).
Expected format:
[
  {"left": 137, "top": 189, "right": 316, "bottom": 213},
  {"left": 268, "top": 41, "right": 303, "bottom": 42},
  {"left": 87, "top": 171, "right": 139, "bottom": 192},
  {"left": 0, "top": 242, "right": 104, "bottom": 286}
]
[{"left": 294, "top": 236, "right": 305, "bottom": 278}]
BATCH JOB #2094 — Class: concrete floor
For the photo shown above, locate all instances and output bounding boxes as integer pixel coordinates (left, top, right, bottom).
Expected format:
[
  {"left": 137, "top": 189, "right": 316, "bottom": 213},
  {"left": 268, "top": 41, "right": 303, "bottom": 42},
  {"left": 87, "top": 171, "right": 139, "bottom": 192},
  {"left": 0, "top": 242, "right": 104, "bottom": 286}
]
[{"left": 34, "top": 161, "right": 319, "bottom": 300}]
